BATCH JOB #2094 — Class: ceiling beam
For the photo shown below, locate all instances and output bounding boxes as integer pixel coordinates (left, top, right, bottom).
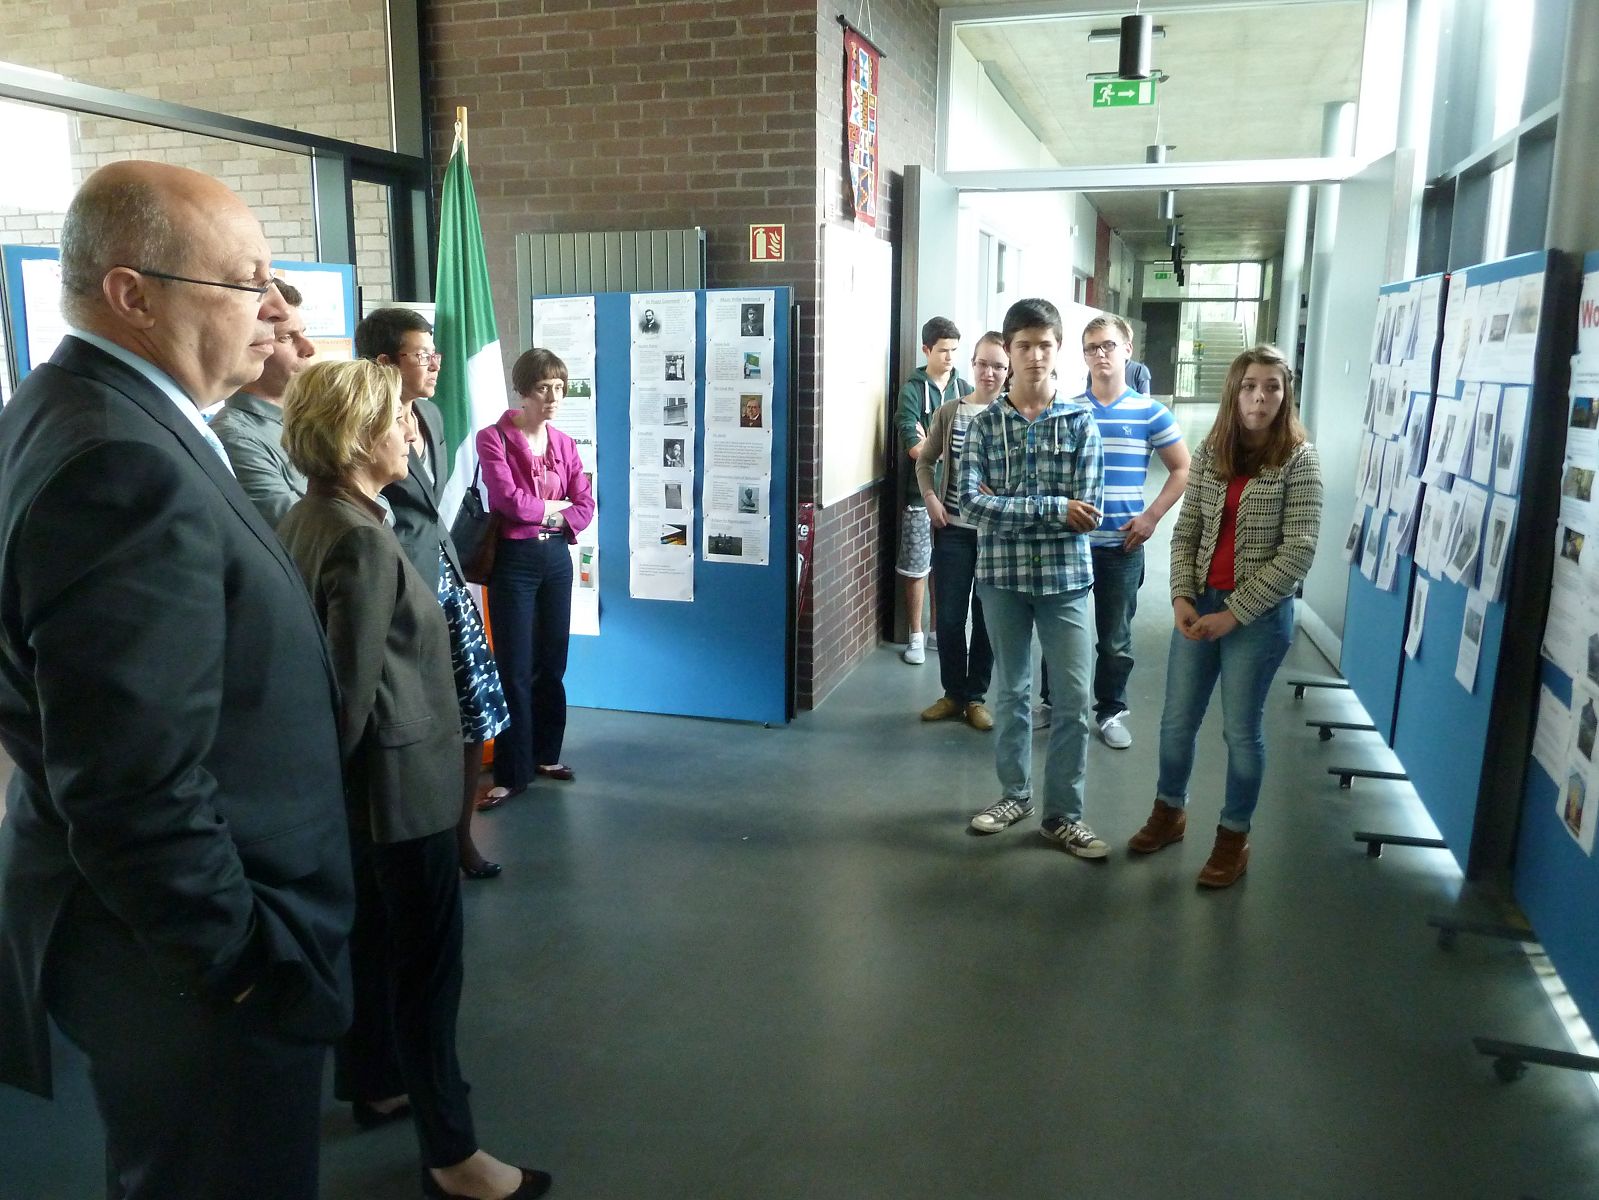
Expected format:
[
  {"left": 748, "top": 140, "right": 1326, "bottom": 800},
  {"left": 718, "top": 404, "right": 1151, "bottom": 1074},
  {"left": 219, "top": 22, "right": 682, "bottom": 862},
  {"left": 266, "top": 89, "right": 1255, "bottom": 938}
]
[{"left": 941, "top": 156, "right": 1364, "bottom": 192}]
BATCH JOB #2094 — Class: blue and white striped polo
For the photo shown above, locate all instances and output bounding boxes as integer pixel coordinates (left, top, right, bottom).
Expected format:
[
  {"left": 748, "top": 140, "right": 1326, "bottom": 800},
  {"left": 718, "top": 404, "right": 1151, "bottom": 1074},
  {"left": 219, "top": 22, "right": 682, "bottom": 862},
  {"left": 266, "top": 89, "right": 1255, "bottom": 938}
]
[{"left": 1080, "top": 387, "right": 1182, "bottom": 546}]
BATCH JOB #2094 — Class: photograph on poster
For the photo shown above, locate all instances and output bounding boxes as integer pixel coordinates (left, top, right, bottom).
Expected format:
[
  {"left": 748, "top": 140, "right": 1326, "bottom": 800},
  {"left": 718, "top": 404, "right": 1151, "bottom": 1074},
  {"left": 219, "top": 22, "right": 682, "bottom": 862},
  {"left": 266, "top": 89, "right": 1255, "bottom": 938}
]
[
  {"left": 1405, "top": 576, "right": 1429, "bottom": 658},
  {"left": 659, "top": 523, "right": 688, "bottom": 547},
  {"left": 1469, "top": 389, "right": 1499, "bottom": 486},
  {"left": 743, "top": 352, "right": 762, "bottom": 379},
  {"left": 740, "top": 394, "right": 764, "bottom": 429},
  {"left": 1456, "top": 592, "right": 1487, "bottom": 691},
  {"left": 665, "top": 353, "right": 686, "bottom": 382},
  {"left": 1574, "top": 395, "right": 1598, "bottom": 431},
  {"left": 638, "top": 308, "right": 661, "bottom": 334},
  {"left": 738, "top": 486, "right": 759, "bottom": 514},
  {"left": 1564, "top": 466, "right": 1595, "bottom": 503},
  {"left": 1495, "top": 386, "right": 1529, "bottom": 495},
  {"left": 1478, "top": 495, "right": 1517, "bottom": 601},
  {"left": 1588, "top": 632, "right": 1599, "bottom": 688},
  {"left": 1579, "top": 696, "right": 1597, "bottom": 763},
  {"left": 1562, "top": 527, "right": 1585, "bottom": 564},
  {"left": 708, "top": 534, "right": 743, "bottom": 556},
  {"left": 1444, "top": 485, "right": 1488, "bottom": 584},
  {"left": 740, "top": 304, "right": 764, "bottom": 337},
  {"left": 1566, "top": 771, "right": 1587, "bottom": 841},
  {"left": 1360, "top": 515, "right": 1382, "bottom": 580},
  {"left": 664, "top": 482, "right": 683, "bottom": 510},
  {"left": 1377, "top": 516, "right": 1400, "bottom": 591},
  {"left": 1343, "top": 510, "right": 1365, "bottom": 561},
  {"left": 662, "top": 395, "right": 689, "bottom": 426},
  {"left": 663, "top": 439, "right": 686, "bottom": 469}
]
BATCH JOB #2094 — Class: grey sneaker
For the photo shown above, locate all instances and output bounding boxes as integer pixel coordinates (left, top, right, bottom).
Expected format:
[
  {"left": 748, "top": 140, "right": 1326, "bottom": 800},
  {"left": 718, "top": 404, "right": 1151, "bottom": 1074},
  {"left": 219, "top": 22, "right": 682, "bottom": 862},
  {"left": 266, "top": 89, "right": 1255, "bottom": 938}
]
[
  {"left": 970, "top": 797, "right": 1034, "bottom": 834},
  {"left": 1032, "top": 702, "right": 1053, "bottom": 730},
  {"left": 1041, "top": 817, "right": 1110, "bottom": 859},
  {"left": 1098, "top": 712, "right": 1132, "bottom": 749}
]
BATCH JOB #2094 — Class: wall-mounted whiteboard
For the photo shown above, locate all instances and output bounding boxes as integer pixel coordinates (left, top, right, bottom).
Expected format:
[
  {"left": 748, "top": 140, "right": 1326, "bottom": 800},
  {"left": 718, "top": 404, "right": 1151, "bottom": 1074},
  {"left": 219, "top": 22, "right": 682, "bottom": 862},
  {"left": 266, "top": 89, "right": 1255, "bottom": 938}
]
[{"left": 821, "top": 222, "right": 891, "bottom": 507}]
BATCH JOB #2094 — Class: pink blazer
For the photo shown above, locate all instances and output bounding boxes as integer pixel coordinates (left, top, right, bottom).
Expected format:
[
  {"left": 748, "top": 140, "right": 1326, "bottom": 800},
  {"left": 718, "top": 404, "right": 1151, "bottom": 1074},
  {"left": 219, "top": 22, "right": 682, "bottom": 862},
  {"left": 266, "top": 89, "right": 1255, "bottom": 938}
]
[{"left": 476, "top": 412, "right": 595, "bottom": 543}]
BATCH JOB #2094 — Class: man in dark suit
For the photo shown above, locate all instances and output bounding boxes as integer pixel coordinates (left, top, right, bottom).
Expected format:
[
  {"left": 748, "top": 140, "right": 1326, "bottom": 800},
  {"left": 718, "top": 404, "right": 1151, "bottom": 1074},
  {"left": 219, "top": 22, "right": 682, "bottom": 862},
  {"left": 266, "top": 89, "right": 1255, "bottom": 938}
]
[{"left": 0, "top": 161, "right": 353, "bottom": 1200}]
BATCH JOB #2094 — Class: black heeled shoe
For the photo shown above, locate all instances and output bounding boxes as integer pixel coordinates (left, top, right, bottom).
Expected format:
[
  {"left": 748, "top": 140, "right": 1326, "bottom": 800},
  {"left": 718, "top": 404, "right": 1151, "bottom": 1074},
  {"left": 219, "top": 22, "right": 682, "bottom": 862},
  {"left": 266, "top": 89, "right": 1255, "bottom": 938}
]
[
  {"left": 351, "top": 1098, "right": 410, "bottom": 1129},
  {"left": 420, "top": 1166, "right": 552, "bottom": 1199},
  {"left": 461, "top": 859, "right": 502, "bottom": 880}
]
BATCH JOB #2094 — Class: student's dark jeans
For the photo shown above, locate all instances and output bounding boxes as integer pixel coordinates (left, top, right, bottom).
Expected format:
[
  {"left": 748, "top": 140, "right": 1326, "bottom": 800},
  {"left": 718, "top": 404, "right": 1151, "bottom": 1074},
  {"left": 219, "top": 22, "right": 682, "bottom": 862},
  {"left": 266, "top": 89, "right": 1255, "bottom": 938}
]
[
  {"left": 1039, "top": 543, "right": 1144, "bottom": 720},
  {"left": 931, "top": 524, "right": 991, "bottom": 704}
]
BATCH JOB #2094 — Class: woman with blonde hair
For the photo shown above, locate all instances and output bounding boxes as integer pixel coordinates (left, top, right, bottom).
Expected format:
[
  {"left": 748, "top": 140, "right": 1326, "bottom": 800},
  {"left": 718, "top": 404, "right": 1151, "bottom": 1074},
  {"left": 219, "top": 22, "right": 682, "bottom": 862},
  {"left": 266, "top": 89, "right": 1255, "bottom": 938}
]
[
  {"left": 1128, "top": 345, "right": 1323, "bottom": 888},
  {"left": 278, "top": 359, "right": 549, "bottom": 1200}
]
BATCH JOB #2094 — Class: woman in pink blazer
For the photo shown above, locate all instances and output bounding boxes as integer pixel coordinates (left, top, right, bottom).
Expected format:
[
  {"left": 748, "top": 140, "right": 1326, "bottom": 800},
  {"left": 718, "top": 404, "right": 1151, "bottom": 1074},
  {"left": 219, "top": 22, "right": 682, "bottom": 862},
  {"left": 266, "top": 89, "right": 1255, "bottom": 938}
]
[{"left": 476, "top": 348, "right": 595, "bottom": 807}]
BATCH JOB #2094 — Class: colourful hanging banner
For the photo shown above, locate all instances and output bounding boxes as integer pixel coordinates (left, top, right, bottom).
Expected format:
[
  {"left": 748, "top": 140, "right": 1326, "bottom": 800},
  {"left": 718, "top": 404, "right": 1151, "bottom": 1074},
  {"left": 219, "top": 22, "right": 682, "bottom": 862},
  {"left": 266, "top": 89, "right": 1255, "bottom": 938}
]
[{"left": 843, "top": 27, "right": 879, "bottom": 228}]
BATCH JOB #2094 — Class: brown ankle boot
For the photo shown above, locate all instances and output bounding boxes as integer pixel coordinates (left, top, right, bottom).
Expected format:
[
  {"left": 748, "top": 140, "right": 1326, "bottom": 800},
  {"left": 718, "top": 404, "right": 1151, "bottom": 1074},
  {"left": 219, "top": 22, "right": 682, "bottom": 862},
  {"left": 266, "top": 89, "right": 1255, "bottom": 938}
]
[
  {"left": 1127, "top": 799, "right": 1186, "bottom": 853},
  {"left": 1197, "top": 825, "right": 1249, "bottom": 888}
]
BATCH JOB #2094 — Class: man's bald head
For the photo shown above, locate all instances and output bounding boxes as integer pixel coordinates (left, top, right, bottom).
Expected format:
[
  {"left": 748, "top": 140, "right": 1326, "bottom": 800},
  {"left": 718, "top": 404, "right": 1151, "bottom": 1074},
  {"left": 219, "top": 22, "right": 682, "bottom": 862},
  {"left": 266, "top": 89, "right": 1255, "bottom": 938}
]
[
  {"left": 56, "top": 161, "right": 286, "bottom": 406},
  {"left": 59, "top": 162, "right": 218, "bottom": 328}
]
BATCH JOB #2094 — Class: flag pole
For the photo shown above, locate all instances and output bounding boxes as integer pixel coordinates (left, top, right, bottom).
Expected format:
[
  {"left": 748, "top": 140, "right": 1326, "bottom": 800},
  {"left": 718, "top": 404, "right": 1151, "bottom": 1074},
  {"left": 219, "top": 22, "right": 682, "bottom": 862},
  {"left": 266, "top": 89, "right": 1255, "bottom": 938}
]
[{"left": 456, "top": 105, "right": 468, "bottom": 164}]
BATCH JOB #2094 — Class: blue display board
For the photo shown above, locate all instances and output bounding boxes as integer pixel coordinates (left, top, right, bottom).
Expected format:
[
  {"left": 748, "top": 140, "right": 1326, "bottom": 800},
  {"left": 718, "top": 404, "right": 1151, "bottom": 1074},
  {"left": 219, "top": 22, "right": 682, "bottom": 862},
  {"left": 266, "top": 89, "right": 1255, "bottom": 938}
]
[
  {"left": 563, "top": 288, "right": 793, "bottom": 725},
  {"left": 1342, "top": 273, "right": 1446, "bottom": 744},
  {"left": 1, "top": 246, "right": 356, "bottom": 381},
  {"left": 1, "top": 244, "right": 64, "bottom": 378},
  {"left": 1512, "top": 248, "right": 1599, "bottom": 1033},
  {"left": 1389, "top": 252, "right": 1561, "bottom": 874}
]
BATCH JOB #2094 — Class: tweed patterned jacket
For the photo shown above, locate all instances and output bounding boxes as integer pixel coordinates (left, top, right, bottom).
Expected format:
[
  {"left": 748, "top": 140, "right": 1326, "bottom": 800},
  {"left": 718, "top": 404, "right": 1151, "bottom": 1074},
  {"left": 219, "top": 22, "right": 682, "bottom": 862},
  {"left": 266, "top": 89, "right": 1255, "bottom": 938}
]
[{"left": 1169, "top": 439, "right": 1323, "bottom": 625}]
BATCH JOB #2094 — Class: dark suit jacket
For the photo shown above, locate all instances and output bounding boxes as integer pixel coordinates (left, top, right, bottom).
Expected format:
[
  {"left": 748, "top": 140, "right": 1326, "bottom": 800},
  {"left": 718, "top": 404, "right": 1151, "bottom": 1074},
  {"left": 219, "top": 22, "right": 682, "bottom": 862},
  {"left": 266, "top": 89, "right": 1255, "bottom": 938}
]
[
  {"left": 0, "top": 336, "right": 354, "bottom": 1098},
  {"left": 277, "top": 487, "right": 461, "bottom": 845},
  {"left": 382, "top": 395, "right": 463, "bottom": 586}
]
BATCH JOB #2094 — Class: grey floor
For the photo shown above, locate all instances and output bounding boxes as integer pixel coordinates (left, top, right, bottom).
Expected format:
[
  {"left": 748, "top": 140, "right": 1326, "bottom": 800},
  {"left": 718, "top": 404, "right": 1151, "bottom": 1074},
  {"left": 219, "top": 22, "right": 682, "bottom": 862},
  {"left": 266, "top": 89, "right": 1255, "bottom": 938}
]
[{"left": 5, "top": 508, "right": 1599, "bottom": 1197}]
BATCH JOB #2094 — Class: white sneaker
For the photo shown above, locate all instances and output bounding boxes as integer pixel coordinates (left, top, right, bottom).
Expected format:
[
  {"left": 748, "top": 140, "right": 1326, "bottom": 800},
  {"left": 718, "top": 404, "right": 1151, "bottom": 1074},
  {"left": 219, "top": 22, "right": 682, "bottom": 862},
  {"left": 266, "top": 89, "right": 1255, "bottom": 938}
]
[
  {"left": 902, "top": 633, "right": 926, "bottom": 665},
  {"left": 1041, "top": 818, "right": 1110, "bottom": 859},
  {"left": 1098, "top": 712, "right": 1132, "bottom": 749},
  {"left": 970, "top": 797, "right": 1034, "bottom": 833},
  {"left": 1032, "top": 702, "right": 1053, "bottom": 730}
]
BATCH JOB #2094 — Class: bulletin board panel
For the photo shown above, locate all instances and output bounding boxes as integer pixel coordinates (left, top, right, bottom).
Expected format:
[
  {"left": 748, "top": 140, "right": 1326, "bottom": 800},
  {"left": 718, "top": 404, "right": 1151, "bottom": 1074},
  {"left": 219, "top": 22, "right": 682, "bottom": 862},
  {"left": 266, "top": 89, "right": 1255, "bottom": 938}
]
[
  {"left": 1341, "top": 273, "right": 1446, "bottom": 744},
  {"left": 1512, "top": 249, "right": 1599, "bottom": 1033},
  {"left": 563, "top": 287, "right": 793, "bottom": 725},
  {"left": 1, "top": 244, "right": 67, "bottom": 382},
  {"left": 1517, "top": 662, "right": 1599, "bottom": 1031},
  {"left": 1390, "top": 251, "right": 1570, "bottom": 876}
]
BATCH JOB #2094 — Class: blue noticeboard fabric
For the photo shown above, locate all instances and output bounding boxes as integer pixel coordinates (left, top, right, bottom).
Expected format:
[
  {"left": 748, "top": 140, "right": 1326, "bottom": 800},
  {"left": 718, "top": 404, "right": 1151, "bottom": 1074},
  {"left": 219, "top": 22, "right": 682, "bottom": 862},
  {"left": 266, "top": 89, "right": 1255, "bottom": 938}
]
[
  {"left": 1390, "top": 252, "right": 1550, "bottom": 874},
  {"left": 1342, "top": 275, "right": 1445, "bottom": 745},
  {"left": 1516, "top": 661, "right": 1599, "bottom": 1032},
  {"left": 563, "top": 288, "right": 792, "bottom": 725},
  {"left": 1512, "top": 248, "right": 1599, "bottom": 1034}
]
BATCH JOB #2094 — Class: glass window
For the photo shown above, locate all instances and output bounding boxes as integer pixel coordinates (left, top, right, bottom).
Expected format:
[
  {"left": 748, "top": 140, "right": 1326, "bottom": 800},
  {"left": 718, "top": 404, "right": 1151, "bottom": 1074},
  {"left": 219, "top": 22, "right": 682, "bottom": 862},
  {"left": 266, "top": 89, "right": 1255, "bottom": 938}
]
[
  {"left": 352, "top": 180, "right": 395, "bottom": 305},
  {"left": 0, "top": 0, "right": 395, "bottom": 150}
]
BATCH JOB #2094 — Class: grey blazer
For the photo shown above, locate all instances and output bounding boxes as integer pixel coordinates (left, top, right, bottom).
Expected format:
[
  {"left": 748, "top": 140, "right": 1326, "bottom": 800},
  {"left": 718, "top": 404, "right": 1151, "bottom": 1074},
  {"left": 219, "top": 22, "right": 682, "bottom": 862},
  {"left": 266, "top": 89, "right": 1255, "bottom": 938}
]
[
  {"left": 209, "top": 391, "right": 308, "bottom": 528},
  {"left": 381, "top": 395, "right": 464, "bottom": 586},
  {"left": 277, "top": 485, "right": 462, "bottom": 845}
]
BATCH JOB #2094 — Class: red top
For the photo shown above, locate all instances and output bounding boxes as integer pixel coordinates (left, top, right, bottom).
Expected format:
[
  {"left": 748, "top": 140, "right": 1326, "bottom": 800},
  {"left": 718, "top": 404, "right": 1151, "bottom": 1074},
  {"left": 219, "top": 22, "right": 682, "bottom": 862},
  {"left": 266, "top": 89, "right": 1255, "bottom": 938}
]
[{"left": 1206, "top": 475, "right": 1250, "bottom": 591}]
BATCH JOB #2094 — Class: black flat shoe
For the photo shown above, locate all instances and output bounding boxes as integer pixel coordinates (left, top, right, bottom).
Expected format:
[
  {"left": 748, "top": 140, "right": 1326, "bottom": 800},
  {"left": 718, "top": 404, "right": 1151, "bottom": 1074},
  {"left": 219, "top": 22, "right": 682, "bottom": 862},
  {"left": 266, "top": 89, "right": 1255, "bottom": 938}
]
[
  {"left": 475, "top": 785, "right": 525, "bottom": 811},
  {"left": 535, "top": 763, "right": 575, "bottom": 782},
  {"left": 421, "top": 1166, "right": 552, "bottom": 1199},
  {"left": 351, "top": 1098, "right": 410, "bottom": 1129},
  {"left": 461, "top": 859, "right": 502, "bottom": 880}
]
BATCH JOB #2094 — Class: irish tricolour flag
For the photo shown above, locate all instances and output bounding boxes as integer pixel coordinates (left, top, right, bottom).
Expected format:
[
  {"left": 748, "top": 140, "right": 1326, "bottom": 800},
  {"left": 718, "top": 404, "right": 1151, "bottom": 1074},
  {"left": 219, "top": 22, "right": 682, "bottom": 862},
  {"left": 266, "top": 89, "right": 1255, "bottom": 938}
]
[{"left": 433, "top": 120, "right": 503, "bottom": 526}]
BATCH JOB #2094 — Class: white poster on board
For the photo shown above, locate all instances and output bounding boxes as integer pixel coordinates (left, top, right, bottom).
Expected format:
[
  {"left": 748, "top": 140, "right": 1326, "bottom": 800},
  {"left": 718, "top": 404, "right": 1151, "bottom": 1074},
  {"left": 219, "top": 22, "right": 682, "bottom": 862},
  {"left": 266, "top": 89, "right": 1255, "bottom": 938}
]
[{"left": 820, "top": 222, "right": 891, "bottom": 506}]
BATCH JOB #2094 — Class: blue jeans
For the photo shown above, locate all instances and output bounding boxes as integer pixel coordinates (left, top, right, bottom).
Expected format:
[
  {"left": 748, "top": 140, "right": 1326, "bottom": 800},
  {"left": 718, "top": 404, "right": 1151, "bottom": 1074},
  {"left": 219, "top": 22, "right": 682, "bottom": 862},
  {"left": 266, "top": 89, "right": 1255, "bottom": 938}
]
[
  {"left": 1090, "top": 543, "right": 1144, "bottom": 721},
  {"left": 488, "top": 536, "right": 573, "bottom": 787},
  {"left": 1156, "top": 588, "right": 1295, "bottom": 832},
  {"left": 931, "top": 525, "right": 991, "bottom": 704},
  {"left": 978, "top": 582, "right": 1092, "bottom": 823}
]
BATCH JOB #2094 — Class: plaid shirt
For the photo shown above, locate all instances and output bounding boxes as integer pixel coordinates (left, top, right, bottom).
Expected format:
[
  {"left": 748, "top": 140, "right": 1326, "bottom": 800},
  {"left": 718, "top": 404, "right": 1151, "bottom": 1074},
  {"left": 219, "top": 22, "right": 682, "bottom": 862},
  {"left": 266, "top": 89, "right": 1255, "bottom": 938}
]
[{"left": 959, "top": 391, "right": 1104, "bottom": 595}]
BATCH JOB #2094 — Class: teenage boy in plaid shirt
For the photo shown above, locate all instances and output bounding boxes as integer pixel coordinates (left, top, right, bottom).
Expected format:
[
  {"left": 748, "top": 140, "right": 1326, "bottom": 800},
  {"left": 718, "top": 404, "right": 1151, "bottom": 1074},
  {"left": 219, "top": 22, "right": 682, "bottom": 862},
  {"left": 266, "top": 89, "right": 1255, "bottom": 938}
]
[{"left": 960, "top": 298, "right": 1109, "bottom": 858}]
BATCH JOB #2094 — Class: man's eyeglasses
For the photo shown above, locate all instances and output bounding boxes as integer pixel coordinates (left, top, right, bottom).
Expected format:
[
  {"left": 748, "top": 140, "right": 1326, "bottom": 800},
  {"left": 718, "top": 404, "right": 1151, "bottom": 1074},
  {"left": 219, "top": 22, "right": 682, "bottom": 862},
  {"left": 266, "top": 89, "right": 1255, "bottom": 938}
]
[
  {"left": 1083, "top": 339, "right": 1122, "bottom": 358},
  {"left": 115, "top": 266, "right": 279, "bottom": 297},
  {"left": 972, "top": 359, "right": 1009, "bottom": 375},
  {"left": 397, "top": 350, "right": 443, "bottom": 367}
]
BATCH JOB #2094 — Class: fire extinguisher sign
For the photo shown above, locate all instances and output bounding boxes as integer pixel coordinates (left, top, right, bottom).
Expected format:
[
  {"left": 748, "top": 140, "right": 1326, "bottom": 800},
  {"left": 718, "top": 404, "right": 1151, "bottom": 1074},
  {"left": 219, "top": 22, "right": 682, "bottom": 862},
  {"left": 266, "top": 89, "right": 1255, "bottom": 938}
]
[{"left": 749, "top": 224, "right": 785, "bottom": 262}]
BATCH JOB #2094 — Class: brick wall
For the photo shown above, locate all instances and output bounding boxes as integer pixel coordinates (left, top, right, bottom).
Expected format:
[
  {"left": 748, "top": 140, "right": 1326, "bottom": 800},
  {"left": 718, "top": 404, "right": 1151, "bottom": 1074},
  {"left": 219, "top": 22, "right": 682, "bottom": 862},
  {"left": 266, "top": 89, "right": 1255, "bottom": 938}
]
[
  {"left": 0, "top": 0, "right": 394, "bottom": 300},
  {"left": 424, "top": 0, "right": 943, "bottom": 707}
]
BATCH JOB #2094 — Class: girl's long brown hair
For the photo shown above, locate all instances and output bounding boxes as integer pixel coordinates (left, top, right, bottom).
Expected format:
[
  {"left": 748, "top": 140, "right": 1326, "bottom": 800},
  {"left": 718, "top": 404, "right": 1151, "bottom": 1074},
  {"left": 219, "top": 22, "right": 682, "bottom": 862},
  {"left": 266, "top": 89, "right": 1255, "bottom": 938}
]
[{"left": 1205, "top": 344, "right": 1307, "bottom": 478}]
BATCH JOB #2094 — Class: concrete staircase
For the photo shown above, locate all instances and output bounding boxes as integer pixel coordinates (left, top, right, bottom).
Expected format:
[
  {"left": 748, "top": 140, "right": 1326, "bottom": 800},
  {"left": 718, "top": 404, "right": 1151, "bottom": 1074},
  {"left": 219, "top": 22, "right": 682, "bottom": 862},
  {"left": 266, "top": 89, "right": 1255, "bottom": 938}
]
[{"left": 1194, "top": 321, "right": 1248, "bottom": 399}]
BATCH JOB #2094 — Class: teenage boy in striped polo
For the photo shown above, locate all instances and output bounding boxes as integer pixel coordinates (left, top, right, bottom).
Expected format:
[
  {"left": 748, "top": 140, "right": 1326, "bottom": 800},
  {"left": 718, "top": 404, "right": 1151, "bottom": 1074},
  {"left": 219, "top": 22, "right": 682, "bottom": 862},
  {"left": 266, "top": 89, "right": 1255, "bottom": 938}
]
[
  {"left": 1079, "top": 314, "right": 1190, "bottom": 749},
  {"left": 960, "top": 298, "right": 1108, "bottom": 858}
]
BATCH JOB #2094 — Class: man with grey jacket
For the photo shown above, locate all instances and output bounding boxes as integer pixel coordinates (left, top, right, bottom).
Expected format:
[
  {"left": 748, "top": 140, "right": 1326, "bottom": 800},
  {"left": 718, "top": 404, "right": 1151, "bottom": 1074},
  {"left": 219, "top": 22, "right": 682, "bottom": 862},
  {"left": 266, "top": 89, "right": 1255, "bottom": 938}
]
[{"left": 210, "top": 278, "right": 315, "bottom": 526}]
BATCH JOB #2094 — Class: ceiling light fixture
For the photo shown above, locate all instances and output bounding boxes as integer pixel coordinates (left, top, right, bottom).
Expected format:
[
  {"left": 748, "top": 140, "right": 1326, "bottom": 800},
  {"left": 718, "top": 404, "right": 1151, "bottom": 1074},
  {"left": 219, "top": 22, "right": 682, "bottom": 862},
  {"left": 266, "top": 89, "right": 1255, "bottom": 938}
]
[
  {"left": 1118, "top": 12, "right": 1153, "bottom": 80},
  {"left": 1085, "top": 25, "right": 1165, "bottom": 44}
]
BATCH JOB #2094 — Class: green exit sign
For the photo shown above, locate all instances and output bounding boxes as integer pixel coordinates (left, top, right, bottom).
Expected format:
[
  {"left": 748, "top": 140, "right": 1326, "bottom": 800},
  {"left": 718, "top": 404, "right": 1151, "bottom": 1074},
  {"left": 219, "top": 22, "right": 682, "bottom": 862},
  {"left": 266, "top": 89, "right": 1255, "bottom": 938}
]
[
  {"left": 1091, "top": 79, "right": 1157, "bottom": 108},
  {"left": 1153, "top": 271, "right": 1172, "bottom": 280}
]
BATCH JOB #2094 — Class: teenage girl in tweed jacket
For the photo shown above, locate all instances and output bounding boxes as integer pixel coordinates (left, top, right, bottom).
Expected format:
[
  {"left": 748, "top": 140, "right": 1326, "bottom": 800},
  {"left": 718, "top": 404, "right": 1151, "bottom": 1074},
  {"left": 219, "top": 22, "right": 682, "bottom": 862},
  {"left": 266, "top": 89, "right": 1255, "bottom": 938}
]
[{"left": 1128, "top": 345, "right": 1323, "bottom": 887}]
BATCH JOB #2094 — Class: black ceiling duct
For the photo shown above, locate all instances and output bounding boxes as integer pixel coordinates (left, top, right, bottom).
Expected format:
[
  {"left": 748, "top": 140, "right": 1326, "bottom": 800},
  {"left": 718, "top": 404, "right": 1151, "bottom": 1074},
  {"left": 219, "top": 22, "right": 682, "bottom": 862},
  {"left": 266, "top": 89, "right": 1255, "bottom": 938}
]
[{"left": 1119, "top": 13, "right": 1153, "bottom": 80}]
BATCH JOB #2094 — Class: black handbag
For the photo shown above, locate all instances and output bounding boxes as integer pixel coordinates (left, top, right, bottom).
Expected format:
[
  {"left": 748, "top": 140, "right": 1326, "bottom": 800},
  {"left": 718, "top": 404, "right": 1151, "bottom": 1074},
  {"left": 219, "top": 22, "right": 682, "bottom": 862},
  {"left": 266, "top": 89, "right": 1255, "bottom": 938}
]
[{"left": 451, "top": 432, "right": 504, "bottom": 585}]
